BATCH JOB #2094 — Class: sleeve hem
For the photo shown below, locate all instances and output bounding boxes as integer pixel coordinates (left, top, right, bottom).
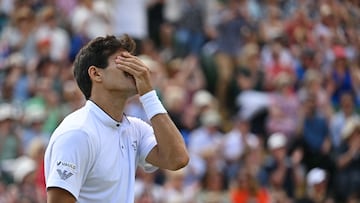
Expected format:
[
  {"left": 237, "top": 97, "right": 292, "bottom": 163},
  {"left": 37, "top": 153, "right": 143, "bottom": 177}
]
[
  {"left": 46, "top": 180, "right": 79, "bottom": 200},
  {"left": 142, "top": 142, "right": 158, "bottom": 173}
]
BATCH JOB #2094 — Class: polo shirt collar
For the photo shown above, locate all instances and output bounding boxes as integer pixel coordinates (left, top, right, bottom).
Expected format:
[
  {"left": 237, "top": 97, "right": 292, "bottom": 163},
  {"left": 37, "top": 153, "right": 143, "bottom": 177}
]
[{"left": 86, "top": 100, "right": 129, "bottom": 128}]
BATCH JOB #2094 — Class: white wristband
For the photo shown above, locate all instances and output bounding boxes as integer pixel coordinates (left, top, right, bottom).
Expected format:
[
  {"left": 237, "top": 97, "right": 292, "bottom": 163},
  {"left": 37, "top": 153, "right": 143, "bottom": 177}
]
[{"left": 139, "top": 90, "right": 167, "bottom": 120}]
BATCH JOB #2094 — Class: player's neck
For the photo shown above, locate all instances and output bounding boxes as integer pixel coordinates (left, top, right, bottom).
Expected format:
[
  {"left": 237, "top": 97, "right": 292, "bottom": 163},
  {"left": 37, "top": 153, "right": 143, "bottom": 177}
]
[{"left": 89, "top": 92, "right": 128, "bottom": 122}]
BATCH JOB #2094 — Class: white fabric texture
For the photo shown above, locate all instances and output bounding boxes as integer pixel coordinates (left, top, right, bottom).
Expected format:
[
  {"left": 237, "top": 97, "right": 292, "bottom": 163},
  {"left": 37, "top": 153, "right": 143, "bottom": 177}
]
[{"left": 45, "top": 100, "right": 157, "bottom": 203}]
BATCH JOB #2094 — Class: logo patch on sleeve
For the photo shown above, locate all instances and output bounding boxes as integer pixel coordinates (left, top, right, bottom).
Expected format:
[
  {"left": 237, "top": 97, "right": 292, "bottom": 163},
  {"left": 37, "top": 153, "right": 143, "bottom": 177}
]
[
  {"left": 57, "top": 169, "right": 73, "bottom": 180},
  {"left": 56, "top": 161, "right": 77, "bottom": 170},
  {"left": 55, "top": 160, "right": 77, "bottom": 179}
]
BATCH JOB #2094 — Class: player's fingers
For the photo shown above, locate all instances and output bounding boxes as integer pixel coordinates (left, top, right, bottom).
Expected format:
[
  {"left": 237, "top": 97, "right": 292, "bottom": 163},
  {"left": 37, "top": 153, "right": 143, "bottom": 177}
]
[
  {"left": 115, "top": 60, "right": 138, "bottom": 75},
  {"left": 115, "top": 58, "right": 150, "bottom": 79},
  {"left": 121, "top": 52, "right": 149, "bottom": 69},
  {"left": 115, "top": 55, "right": 149, "bottom": 73}
]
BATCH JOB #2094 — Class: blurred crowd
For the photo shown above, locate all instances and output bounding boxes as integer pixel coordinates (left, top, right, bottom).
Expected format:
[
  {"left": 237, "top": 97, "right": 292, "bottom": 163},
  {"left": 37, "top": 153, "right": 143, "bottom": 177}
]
[{"left": 1, "top": 0, "right": 360, "bottom": 202}]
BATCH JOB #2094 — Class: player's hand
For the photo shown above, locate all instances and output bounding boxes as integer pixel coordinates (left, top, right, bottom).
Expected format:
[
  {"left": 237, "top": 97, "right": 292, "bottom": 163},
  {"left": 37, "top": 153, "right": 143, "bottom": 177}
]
[{"left": 115, "top": 52, "right": 153, "bottom": 95}]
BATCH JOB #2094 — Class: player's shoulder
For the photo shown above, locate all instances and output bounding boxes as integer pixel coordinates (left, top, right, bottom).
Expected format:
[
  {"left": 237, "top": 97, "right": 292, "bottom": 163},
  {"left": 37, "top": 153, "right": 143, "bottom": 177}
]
[
  {"left": 50, "top": 105, "right": 93, "bottom": 141},
  {"left": 59, "top": 102, "right": 96, "bottom": 128}
]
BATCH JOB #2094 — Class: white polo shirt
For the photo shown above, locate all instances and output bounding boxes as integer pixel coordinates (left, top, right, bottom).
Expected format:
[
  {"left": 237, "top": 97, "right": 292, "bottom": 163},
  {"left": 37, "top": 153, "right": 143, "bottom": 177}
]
[{"left": 44, "top": 100, "right": 158, "bottom": 203}]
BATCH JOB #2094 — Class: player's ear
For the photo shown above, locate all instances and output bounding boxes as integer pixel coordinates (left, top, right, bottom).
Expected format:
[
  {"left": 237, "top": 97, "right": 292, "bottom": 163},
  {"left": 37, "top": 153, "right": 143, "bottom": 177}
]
[{"left": 88, "top": 66, "right": 102, "bottom": 82}]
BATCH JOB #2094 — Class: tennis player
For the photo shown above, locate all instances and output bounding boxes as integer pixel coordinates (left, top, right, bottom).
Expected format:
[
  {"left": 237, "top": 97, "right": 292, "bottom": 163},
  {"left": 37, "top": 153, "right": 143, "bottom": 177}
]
[{"left": 44, "top": 35, "right": 189, "bottom": 203}]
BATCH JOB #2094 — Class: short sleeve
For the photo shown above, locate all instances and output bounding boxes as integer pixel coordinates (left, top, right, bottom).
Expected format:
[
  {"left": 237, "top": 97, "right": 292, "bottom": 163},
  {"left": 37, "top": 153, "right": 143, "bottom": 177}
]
[
  {"left": 44, "top": 130, "right": 93, "bottom": 199},
  {"left": 134, "top": 118, "right": 158, "bottom": 173}
]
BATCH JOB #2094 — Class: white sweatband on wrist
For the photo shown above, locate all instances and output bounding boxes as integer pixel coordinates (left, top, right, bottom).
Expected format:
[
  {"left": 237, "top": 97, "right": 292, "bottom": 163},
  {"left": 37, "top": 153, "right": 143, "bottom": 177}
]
[{"left": 139, "top": 90, "right": 167, "bottom": 120}]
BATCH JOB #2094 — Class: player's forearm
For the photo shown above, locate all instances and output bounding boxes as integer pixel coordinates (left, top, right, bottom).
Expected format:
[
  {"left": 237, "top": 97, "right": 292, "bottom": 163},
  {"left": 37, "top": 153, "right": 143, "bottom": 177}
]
[
  {"left": 139, "top": 90, "right": 189, "bottom": 170},
  {"left": 150, "top": 113, "right": 189, "bottom": 170}
]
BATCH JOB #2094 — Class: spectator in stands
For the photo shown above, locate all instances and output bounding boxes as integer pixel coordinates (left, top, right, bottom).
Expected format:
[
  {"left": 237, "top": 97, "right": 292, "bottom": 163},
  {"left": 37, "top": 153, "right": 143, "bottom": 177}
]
[
  {"left": 211, "top": 0, "right": 251, "bottom": 119},
  {"left": 162, "top": 168, "right": 197, "bottom": 203},
  {"left": 187, "top": 108, "right": 224, "bottom": 182},
  {"left": 260, "top": 132, "right": 304, "bottom": 201},
  {"left": 259, "top": 4, "right": 285, "bottom": 43},
  {"left": 233, "top": 41, "right": 266, "bottom": 122},
  {"left": 35, "top": 6, "right": 70, "bottom": 62},
  {"left": 1, "top": 52, "right": 34, "bottom": 104},
  {"left": 326, "top": 45, "right": 355, "bottom": 108},
  {"left": 350, "top": 59, "right": 360, "bottom": 107},
  {"left": 134, "top": 168, "right": 164, "bottom": 203},
  {"left": 235, "top": 63, "right": 269, "bottom": 138},
  {"left": 27, "top": 136, "right": 47, "bottom": 202},
  {"left": 177, "top": 89, "right": 217, "bottom": 146},
  {"left": 194, "top": 167, "right": 229, "bottom": 203},
  {"left": 222, "top": 115, "right": 260, "bottom": 181},
  {"left": 297, "top": 92, "right": 334, "bottom": 172},
  {"left": 284, "top": 6, "right": 314, "bottom": 49},
  {"left": 330, "top": 92, "right": 359, "bottom": 151},
  {"left": 296, "top": 167, "right": 334, "bottom": 203},
  {"left": 60, "top": 80, "right": 86, "bottom": 114},
  {"left": 12, "top": 155, "right": 40, "bottom": 202},
  {"left": 334, "top": 117, "right": 360, "bottom": 202},
  {"left": 266, "top": 72, "right": 299, "bottom": 140},
  {"left": 237, "top": 42, "right": 265, "bottom": 92},
  {"left": 174, "top": 0, "right": 206, "bottom": 57},
  {"left": 262, "top": 39, "right": 296, "bottom": 91},
  {"left": 0, "top": 6, "right": 37, "bottom": 62},
  {"left": 297, "top": 69, "right": 333, "bottom": 121},
  {"left": 110, "top": 0, "right": 149, "bottom": 54},
  {"left": 70, "top": 0, "right": 112, "bottom": 41},
  {"left": 230, "top": 167, "right": 270, "bottom": 203},
  {"left": 21, "top": 105, "right": 49, "bottom": 154},
  {"left": 0, "top": 103, "right": 22, "bottom": 162}
]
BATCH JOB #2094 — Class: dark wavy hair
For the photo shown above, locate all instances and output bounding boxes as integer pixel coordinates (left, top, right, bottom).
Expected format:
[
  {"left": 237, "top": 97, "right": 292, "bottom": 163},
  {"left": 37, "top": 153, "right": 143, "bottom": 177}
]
[{"left": 73, "top": 34, "right": 136, "bottom": 99}]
